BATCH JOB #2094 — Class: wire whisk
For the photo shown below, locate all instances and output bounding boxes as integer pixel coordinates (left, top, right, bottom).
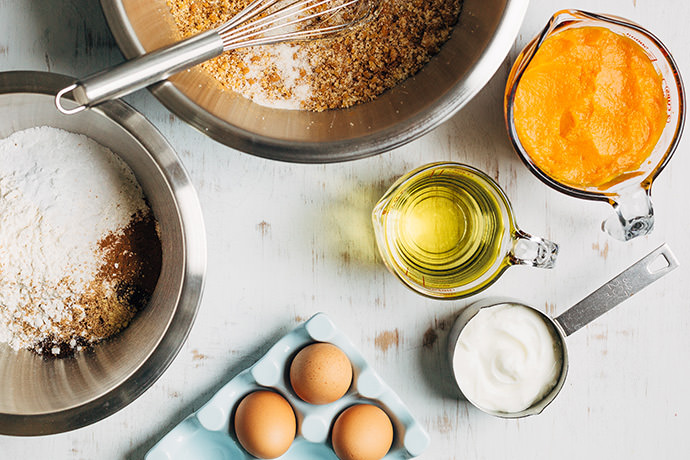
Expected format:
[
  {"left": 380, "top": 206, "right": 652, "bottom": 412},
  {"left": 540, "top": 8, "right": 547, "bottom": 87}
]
[{"left": 56, "top": 0, "right": 378, "bottom": 114}]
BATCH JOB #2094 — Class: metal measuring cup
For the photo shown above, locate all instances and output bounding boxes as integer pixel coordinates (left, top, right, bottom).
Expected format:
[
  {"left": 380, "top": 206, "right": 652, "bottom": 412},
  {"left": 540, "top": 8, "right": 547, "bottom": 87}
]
[{"left": 447, "top": 244, "right": 678, "bottom": 418}]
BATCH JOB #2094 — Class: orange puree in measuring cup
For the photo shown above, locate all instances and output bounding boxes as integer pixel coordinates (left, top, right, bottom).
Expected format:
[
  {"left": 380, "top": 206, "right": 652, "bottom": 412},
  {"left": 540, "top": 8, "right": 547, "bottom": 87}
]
[{"left": 513, "top": 27, "right": 667, "bottom": 188}]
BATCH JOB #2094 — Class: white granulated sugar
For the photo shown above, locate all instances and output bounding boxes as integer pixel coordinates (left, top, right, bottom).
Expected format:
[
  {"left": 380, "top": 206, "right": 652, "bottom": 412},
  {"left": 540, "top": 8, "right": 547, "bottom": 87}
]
[
  {"left": 238, "top": 43, "right": 312, "bottom": 109},
  {"left": 0, "top": 126, "right": 147, "bottom": 350}
]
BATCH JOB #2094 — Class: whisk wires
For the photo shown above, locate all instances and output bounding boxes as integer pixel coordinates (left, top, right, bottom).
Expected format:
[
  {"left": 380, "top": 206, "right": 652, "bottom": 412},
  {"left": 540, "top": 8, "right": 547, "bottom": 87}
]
[{"left": 218, "top": 0, "right": 376, "bottom": 50}]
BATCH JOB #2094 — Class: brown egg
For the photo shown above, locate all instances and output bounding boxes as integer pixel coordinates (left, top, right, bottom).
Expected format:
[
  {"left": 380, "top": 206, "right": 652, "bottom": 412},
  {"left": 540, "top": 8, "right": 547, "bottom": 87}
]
[
  {"left": 332, "top": 404, "right": 394, "bottom": 460},
  {"left": 234, "top": 390, "right": 296, "bottom": 459},
  {"left": 290, "top": 342, "right": 352, "bottom": 404}
]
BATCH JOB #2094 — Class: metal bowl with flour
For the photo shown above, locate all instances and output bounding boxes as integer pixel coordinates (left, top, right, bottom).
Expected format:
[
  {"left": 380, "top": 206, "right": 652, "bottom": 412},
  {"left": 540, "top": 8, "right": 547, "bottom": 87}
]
[
  {"left": 0, "top": 71, "right": 206, "bottom": 435},
  {"left": 100, "top": 0, "right": 529, "bottom": 162}
]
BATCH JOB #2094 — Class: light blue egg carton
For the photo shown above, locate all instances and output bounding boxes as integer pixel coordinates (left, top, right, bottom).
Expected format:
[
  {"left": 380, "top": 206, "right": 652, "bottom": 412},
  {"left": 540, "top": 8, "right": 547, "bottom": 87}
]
[{"left": 146, "top": 313, "right": 430, "bottom": 460}]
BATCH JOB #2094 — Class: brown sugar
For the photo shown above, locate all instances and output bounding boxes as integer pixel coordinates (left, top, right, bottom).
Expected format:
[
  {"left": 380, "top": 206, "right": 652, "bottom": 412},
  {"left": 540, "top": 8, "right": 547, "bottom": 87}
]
[
  {"left": 306, "top": 1, "right": 463, "bottom": 110},
  {"left": 166, "top": 0, "right": 463, "bottom": 110}
]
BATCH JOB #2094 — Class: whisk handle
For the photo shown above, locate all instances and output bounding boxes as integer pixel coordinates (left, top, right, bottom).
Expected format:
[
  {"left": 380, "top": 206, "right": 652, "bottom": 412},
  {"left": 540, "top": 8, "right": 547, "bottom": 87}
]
[{"left": 56, "top": 30, "right": 224, "bottom": 114}]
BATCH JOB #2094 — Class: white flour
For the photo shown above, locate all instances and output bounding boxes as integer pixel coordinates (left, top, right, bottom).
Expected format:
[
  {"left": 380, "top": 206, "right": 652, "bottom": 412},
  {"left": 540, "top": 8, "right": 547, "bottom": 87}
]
[{"left": 0, "top": 127, "right": 147, "bottom": 350}]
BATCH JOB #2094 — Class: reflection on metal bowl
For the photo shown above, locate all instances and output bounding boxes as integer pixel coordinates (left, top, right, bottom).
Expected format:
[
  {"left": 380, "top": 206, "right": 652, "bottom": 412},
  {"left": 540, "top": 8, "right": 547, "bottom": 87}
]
[
  {"left": 0, "top": 71, "right": 206, "bottom": 436},
  {"left": 100, "top": 0, "right": 529, "bottom": 162}
]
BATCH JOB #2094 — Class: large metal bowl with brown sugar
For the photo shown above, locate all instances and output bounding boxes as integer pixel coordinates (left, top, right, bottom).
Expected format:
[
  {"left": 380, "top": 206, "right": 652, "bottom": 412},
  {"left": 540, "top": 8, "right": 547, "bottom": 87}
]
[
  {"left": 0, "top": 71, "right": 206, "bottom": 435},
  {"left": 100, "top": 0, "right": 529, "bottom": 162}
]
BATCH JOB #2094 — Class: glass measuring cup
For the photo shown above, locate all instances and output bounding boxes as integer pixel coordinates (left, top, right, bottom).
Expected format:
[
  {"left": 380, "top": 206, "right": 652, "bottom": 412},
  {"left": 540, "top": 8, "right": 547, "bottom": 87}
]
[
  {"left": 504, "top": 10, "right": 685, "bottom": 241},
  {"left": 448, "top": 244, "right": 678, "bottom": 418},
  {"left": 372, "top": 163, "right": 558, "bottom": 299}
]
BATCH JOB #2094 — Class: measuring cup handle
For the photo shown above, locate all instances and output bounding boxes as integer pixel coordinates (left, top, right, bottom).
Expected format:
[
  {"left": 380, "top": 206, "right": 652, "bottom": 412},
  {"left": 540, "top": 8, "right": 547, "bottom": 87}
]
[
  {"left": 603, "top": 186, "right": 654, "bottom": 241},
  {"left": 554, "top": 244, "right": 679, "bottom": 337},
  {"left": 509, "top": 229, "right": 558, "bottom": 269}
]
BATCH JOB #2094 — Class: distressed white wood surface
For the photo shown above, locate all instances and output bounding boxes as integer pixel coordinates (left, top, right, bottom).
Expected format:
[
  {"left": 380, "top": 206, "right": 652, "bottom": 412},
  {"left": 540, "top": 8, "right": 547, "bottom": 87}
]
[{"left": 1, "top": 0, "right": 689, "bottom": 458}]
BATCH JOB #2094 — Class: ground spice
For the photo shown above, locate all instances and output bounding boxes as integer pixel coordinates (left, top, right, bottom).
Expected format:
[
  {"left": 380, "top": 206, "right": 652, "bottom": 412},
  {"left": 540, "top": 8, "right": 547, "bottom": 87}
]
[
  {"left": 97, "top": 211, "right": 162, "bottom": 313},
  {"left": 166, "top": 0, "right": 463, "bottom": 110}
]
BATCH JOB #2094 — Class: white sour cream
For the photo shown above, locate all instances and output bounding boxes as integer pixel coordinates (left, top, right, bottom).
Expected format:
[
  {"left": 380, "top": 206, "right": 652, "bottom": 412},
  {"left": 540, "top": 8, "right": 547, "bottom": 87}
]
[{"left": 452, "top": 304, "right": 563, "bottom": 413}]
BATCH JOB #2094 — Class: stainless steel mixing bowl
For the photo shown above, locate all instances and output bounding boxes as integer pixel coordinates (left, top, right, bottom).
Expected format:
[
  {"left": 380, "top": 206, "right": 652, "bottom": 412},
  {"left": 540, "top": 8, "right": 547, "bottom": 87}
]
[
  {"left": 0, "top": 71, "right": 206, "bottom": 436},
  {"left": 100, "top": 0, "right": 529, "bottom": 162}
]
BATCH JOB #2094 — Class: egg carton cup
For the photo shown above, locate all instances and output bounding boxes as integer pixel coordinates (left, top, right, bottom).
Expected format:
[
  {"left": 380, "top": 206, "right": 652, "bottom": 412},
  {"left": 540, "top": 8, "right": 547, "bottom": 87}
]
[{"left": 145, "top": 313, "right": 430, "bottom": 460}]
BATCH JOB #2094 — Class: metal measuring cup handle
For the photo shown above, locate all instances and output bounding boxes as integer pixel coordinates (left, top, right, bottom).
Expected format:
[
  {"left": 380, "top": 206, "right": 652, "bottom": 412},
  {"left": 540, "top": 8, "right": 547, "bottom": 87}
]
[{"left": 554, "top": 244, "right": 679, "bottom": 336}]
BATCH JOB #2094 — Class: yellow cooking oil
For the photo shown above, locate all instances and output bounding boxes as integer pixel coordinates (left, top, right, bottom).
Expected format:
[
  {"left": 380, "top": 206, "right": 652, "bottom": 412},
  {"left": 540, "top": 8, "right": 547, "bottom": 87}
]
[{"left": 374, "top": 166, "right": 507, "bottom": 292}]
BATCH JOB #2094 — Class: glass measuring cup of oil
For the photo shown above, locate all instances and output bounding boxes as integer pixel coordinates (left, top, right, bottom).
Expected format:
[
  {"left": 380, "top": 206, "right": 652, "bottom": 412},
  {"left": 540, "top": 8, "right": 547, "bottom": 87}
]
[
  {"left": 372, "top": 163, "right": 558, "bottom": 299},
  {"left": 504, "top": 10, "right": 685, "bottom": 241}
]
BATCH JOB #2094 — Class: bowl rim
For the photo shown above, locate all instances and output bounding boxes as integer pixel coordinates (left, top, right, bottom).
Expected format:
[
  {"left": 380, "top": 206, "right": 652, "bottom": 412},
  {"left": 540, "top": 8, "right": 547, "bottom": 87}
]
[
  {"left": 0, "top": 70, "right": 207, "bottom": 436},
  {"left": 99, "top": 0, "right": 530, "bottom": 163}
]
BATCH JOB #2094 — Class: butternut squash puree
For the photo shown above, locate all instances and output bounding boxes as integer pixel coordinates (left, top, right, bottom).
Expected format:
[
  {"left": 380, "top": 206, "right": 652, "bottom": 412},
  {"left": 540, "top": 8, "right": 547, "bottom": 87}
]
[{"left": 514, "top": 27, "right": 666, "bottom": 188}]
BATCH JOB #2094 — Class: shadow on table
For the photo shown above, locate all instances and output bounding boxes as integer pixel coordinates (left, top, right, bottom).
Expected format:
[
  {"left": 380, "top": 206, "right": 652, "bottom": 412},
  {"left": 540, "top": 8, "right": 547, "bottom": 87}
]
[
  {"left": 23, "top": 0, "right": 122, "bottom": 75},
  {"left": 123, "top": 327, "right": 288, "bottom": 460},
  {"left": 317, "top": 174, "right": 396, "bottom": 274},
  {"left": 415, "top": 306, "right": 468, "bottom": 401}
]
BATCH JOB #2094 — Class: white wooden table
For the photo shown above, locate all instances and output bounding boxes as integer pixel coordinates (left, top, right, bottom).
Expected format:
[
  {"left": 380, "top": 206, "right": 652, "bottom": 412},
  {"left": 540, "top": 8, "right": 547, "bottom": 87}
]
[{"left": 2, "top": 0, "right": 689, "bottom": 458}]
